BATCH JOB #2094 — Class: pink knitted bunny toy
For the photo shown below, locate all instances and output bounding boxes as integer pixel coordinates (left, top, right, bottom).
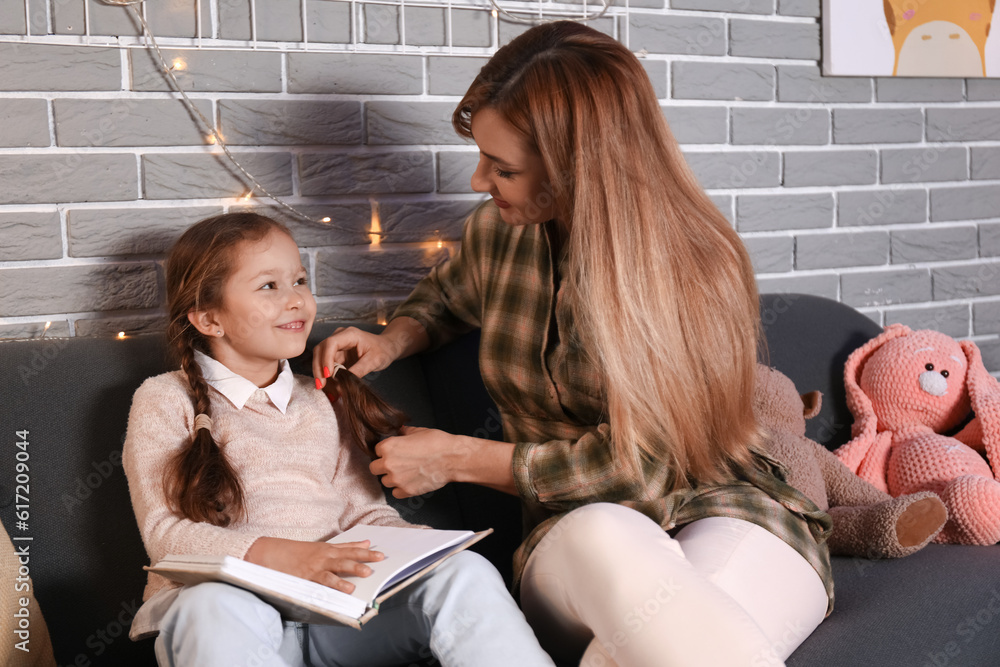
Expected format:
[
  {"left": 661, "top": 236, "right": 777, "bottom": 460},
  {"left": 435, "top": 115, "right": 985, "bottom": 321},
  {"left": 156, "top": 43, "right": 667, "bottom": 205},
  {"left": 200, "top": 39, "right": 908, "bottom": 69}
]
[{"left": 834, "top": 323, "right": 1000, "bottom": 545}]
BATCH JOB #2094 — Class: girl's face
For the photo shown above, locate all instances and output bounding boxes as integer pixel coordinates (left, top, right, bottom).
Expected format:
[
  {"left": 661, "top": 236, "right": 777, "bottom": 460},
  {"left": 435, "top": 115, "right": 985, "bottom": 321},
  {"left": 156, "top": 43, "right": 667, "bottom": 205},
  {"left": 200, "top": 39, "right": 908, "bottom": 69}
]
[
  {"left": 470, "top": 107, "right": 557, "bottom": 226},
  {"left": 195, "top": 229, "right": 316, "bottom": 385}
]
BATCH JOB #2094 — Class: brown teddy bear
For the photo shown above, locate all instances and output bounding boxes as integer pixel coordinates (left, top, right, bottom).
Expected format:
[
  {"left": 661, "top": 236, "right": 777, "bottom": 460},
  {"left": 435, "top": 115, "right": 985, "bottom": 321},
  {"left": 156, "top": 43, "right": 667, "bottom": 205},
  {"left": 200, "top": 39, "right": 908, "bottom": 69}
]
[{"left": 754, "top": 365, "right": 948, "bottom": 558}]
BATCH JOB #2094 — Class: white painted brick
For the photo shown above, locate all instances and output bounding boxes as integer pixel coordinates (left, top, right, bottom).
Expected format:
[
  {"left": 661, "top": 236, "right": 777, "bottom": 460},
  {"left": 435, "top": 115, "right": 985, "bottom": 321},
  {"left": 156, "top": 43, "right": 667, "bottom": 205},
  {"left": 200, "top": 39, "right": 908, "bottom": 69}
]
[
  {"left": 219, "top": 0, "right": 252, "bottom": 40},
  {"left": 299, "top": 151, "right": 434, "bottom": 195},
  {"left": 626, "top": 14, "right": 725, "bottom": 56},
  {"left": 0, "top": 154, "right": 137, "bottom": 204},
  {"left": 0, "top": 0, "right": 26, "bottom": 33},
  {"left": 671, "top": 0, "right": 773, "bottom": 14},
  {"left": 972, "top": 147, "right": 1000, "bottom": 180},
  {"left": 367, "top": 102, "right": 462, "bottom": 145},
  {"left": 219, "top": 100, "right": 362, "bottom": 145},
  {"left": 784, "top": 149, "right": 877, "bottom": 187},
  {"left": 685, "top": 150, "right": 781, "bottom": 188},
  {"left": 833, "top": 109, "right": 923, "bottom": 144},
  {"left": 757, "top": 273, "right": 838, "bottom": 299},
  {"left": 838, "top": 189, "right": 927, "bottom": 226},
  {"left": 0, "top": 211, "right": 61, "bottom": 260},
  {"left": 975, "top": 338, "right": 1000, "bottom": 373},
  {"left": 75, "top": 314, "right": 169, "bottom": 337},
  {"left": 143, "top": 152, "right": 292, "bottom": 200},
  {"left": 730, "top": 19, "right": 819, "bottom": 60},
  {"left": 232, "top": 203, "right": 371, "bottom": 246},
  {"left": 672, "top": 62, "right": 775, "bottom": 101},
  {"left": 54, "top": 99, "right": 212, "bottom": 147},
  {"left": 0, "top": 43, "right": 121, "bottom": 91},
  {"left": 731, "top": 107, "right": 829, "bottom": 145},
  {"left": 52, "top": 0, "right": 83, "bottom": 35},
  {"left": 132, "top": 48, "right": 282, "bottom": 93},
  {"left": 891, "top": 226, "right": 977, "bottom": 264},
  {"left": 497, "top": 17, "right": 533, "bottom": 45},
  {"left": 841, "top": 268, "right": 931, "bottom": 307},
  {"left": 930, "top": 184, "right": 1000, "bottom": 222},
  {"left": 743, "top": 236, "right": 793, "bottom": 273},
  {"left": 89, "top": 0, "right": 142, "bottom": 36},
  {"left": 880, "top": 147, "right": 968, "bottom": 184},
  {"left": 379, "top": 200, "right": 478, "bottom": 243},
  {"left": 736, "top": 192, "right": 833, "bottom": 231},
  {"left": 67, "top": 206, "right": 221, "bottom": 256},
  {"left": 0, "top": 98, "right": 49, "bottom": 147},
  {"left": 364, "top": 3, "right": 399, "bottom": 44},
  {"left": 146, "top": 0, "right": 198, "bottom": 38},
  {"left": 974, "top": 301, "right": 1000, "bottom": 335},
  {"left": 927, "top": 108, "right": 1000, "bottom": 142},
  {"left": 0, "top": 321, "right": 71, "bottom": 339},
  {"left": 710, "top": 194, "right": 734, "bottom": 223},
  {"left": 428, "top": 56, "right": 486, "bottom": 96},
  {"left": 288, "top": 53, "right": 422, "bottom": 94},
  {"left": 968, "top": 80, "right": 1000, "bottom": 102},
  {"left": 777, "top": 65, "right": 871, "bottom": 103},
  {"left": 438, "top": 151, "right": 479, "bottom": 193},
  {"left": 405, "top": 7, "right": 445, "bottom": 46},
  {"left": 0, "top": 264, "right": 159, "bottom": 316},
  {"left": 981, "top": 224, "right": 1000, "bottom": 257},
  {"left": 451, "top": 9, "right": 491, "bottom": 47},
  {"left": 885, "top": 303, "right": 970, "bottom": 338},
  {"left": 933, "top": 263, "right": 1000, "bottom": 300},
  {"left": 316, "top": 246, "right": 449, "bottom": 295},
  {"left": 778, "top": 0, "right": 819, "bottom": 16},
  {"left": 796, "top": 230, "right": 888, "bottom": 269},
  {"left": 875, "top": 78, "right": 963, "bottom": 103},
  {"left": 308, "top": 0, "right": 351, "bottom": 43},
  {"left": 662, "top": 106, "right": 728, "bottom": 144},
  {"left": 256, "top": 0, "right": 303, "bottom": 42},
  {"left": 642, "top": 60, "right": 668, "bottom": 99}
]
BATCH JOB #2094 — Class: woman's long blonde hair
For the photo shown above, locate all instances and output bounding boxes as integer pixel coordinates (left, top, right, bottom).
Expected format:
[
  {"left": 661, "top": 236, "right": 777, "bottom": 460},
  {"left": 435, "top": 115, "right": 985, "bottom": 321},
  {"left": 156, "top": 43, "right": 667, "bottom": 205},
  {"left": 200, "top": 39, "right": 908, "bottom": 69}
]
[{"left": 454, "top": 22, "right": 763, "bottom": 489}]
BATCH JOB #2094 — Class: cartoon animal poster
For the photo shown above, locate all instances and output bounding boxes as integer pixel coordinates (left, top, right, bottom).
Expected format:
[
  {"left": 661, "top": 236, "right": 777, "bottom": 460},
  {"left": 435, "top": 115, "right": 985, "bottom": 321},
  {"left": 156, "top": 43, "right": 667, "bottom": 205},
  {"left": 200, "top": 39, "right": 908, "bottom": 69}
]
[{"left": 823, "top": 0, "right": 999, "bottom": 76}]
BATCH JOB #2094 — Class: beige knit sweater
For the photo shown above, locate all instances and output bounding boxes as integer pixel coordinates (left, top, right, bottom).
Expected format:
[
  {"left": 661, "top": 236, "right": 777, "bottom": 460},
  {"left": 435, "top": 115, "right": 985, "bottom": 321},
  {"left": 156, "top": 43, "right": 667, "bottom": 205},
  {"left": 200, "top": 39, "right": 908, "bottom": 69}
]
[{"left": 122, "top": 371, "right": 412, "bottom": 602}]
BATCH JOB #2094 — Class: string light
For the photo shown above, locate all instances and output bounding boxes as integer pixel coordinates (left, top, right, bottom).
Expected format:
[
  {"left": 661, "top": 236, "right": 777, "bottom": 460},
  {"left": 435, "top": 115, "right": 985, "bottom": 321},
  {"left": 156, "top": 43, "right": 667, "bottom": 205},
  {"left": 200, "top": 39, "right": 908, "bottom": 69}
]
[
  {"left": 369, "top": 199, "right": 382, "bottom": 247},
  {"left": 170, "top": 57, "right": 186, "bottom": 71},
  {"left": 36, "top": 321, "right": 52, "bottom": 339},
  {"left": 489, "top": 0, "right": 615, "bottom": 24},
  {"left": 117, "top": 331, "right": 126, "bottom": 339}
]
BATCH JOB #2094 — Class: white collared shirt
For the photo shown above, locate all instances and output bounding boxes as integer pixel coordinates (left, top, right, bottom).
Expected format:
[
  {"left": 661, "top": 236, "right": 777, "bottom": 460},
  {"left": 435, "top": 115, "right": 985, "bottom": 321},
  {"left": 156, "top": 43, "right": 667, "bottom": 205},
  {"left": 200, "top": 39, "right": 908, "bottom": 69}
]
[{"left": 193, "top": 349, "right": 294, "bottom": 414}]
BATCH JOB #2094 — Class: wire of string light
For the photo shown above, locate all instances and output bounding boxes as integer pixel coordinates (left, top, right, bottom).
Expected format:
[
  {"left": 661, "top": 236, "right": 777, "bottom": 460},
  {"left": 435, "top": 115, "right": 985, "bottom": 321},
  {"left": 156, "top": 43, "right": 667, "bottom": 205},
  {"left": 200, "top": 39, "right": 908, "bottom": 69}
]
[{"left": 489, "top": 0, "right": 615, "bottom": 24}]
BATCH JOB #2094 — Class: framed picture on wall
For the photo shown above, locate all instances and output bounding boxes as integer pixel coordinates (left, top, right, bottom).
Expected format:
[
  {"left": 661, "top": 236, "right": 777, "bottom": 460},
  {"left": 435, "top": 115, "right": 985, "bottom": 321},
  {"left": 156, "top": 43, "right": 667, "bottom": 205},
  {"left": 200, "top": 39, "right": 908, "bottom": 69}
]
[{"left": 823, "top": 0, "right": 1000, "bottom": 76}]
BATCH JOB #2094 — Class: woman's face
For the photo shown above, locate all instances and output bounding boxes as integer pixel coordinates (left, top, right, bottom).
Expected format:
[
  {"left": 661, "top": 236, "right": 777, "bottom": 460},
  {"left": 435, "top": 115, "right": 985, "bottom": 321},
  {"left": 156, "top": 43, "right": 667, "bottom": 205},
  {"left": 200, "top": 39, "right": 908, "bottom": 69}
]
[{"left": 469, "top": 108, "right": 557, "bottom": 226}]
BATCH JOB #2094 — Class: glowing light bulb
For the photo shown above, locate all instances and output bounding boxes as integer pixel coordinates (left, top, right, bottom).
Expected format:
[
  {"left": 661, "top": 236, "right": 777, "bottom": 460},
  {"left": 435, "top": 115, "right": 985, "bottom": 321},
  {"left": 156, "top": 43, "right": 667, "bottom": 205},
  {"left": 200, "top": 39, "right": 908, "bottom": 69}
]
[
  {"left": 321, "top": 216, "right": 331, "bottom": 223},
  {"left": 491, "top": 8, "right": 498, "bottom": 17},
  {"left": 369, "top": 198, "right": 382, "bottom": 247},
  {"left": 243, "top": 191, "right": 253, "bottom": 201},
  {"left": 206, "top": 134, "right": 217, "bottom": 145},
  {"left": 171, "top": 58, "right": 187, "bottom": 71},
  {"left": 117, "top": 331, "right": 126, "bottom": 339}
]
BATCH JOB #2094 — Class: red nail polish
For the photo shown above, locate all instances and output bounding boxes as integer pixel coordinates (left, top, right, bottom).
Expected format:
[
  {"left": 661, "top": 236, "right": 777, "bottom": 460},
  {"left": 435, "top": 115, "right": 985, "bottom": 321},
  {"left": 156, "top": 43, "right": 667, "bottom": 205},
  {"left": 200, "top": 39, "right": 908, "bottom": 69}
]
[
  {"left": 315, "top": 378, "right": 323, "bottom": 390},
  {"left": 323, "top": 366, "right": 331, "bottom": 378}
]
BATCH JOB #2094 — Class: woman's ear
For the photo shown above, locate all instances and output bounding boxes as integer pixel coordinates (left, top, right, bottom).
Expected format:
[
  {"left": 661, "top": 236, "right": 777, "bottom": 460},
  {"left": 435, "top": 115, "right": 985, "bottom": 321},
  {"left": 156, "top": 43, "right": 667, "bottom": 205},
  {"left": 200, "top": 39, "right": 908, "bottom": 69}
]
[{"left": 187, "top": 309, "right": 221, "bottom": 338}]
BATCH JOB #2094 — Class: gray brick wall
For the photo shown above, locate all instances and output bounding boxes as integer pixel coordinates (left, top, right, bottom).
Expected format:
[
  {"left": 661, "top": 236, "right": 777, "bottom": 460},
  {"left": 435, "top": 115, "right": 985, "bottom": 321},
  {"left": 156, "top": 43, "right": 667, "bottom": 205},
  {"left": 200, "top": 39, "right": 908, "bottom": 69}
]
[{"left": 0, "top": 0, "right": 997, "bottom": 372}]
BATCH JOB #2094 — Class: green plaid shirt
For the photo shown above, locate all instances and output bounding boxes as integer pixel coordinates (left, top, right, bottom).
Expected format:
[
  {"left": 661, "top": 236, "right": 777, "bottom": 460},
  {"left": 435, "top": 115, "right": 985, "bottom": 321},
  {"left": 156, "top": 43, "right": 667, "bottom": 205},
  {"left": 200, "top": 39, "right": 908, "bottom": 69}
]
[{"left": 394, "top": 201, "right": 834, "bottom": 614}]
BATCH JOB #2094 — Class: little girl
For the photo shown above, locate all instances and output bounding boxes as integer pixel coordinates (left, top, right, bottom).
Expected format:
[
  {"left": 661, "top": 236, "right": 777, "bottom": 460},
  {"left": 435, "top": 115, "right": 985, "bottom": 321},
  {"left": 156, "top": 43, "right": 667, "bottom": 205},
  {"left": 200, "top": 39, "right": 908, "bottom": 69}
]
[{"left": 123, "top": 212, "right": 555, "bottom": 667}]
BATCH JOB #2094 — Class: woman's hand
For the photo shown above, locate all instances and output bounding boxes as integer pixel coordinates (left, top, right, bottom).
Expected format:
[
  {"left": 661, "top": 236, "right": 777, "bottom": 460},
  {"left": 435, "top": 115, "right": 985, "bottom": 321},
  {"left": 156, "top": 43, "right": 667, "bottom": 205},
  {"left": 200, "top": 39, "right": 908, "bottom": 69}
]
[
  {"left": 312, "top": 317, "right": 430, "bottom": 387},
  {"left": 244, "top": 537, "right": 384, "bottom": 594}
]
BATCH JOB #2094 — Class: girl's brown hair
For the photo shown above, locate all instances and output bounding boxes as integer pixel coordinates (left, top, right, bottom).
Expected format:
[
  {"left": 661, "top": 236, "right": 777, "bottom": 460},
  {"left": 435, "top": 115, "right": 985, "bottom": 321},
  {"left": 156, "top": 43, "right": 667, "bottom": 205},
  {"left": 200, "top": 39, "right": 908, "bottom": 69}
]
[
  {"left": 454, "top": 22, "right": 763, "bottom": 488},
  {"left": 165, "top": 213, "right": 406, "bottom": 527}
]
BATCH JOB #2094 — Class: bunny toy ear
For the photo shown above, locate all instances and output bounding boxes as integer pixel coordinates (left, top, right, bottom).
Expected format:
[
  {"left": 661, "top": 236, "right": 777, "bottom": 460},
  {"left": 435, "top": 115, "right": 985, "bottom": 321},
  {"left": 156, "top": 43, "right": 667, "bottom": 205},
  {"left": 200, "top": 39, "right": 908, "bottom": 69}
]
[{"left": 960, "top": 340, "right": 1000, "bottom": 482}]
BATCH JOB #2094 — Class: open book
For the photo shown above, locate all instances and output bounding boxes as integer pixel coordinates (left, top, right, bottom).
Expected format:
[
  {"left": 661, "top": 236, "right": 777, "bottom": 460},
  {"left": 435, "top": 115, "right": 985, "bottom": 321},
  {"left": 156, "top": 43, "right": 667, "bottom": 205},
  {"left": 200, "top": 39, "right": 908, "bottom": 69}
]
[{"left": 146, "top": 525, "right": 491, "bottom": 629}]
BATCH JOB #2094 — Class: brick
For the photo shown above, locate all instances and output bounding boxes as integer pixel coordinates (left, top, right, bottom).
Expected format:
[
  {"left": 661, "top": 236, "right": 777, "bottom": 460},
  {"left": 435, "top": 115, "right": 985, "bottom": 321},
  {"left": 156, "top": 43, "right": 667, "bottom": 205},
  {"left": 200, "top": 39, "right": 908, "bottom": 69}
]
[
  {"left": 0, "top": 321, "right": 71, "bottom": 339},
  {"left": 315, "top": 298, "right": 386, "bottom": 325},
  {"left": 736, "top": 192, "right": 833, "bottom": 232},
  {"left": 933, "top": 263, "right": 1000, "bottom": 300},
  {"left": 626, "top": 14, "right": 725, "bottom": 56},
  {"left": 730, "top": 19, "right": 819, "bottom": 60},
  {"left": 308, "top": 0, "right": 351, "bottom": 43},
  {"left": 875, "top": 78, "right": 963, "bottom": 103},
  {"left": 838, "top": 189, "right": 927, "bottom": 226},
  {"left": 731, "top": 107, "right": 829, "bottom": 145},
  {"left": 367, "top": 102, "right": 461, "bottom": 145},
  {"left": 429, "top": 57, "right": 486, "bottom": 96},
  {"left": 146, "top": 0, "right": 198, "bottom": 38},
  {"left": 784, "top": 149, "right": 877, "bottom": 187},
  {"left": 219, "top": 100, "right": 362, "bottom": 145},
  {"left": 796, "top": 230, "right": 889, "bottom": 269},
  {"left": 0, "top": 154, "right": 137, "bottom": 205},
  {"left": 451, "top": 9, "right": 491, "bottom": 47},
  {"left": 0, "top": 43, "right": 121, "bottom": 91},
  {"left": 316, "top": 247, "right": 449, "bottom": 296},
  {"left": 968, "top": 80, "right": 1000, "bottom": 102},
  {"left": 974, "top": 301, "right": 1000, "bottom": 335},
  {"left": 232, "top": 203, "right": 371, "bottom": 246},
  {"left": 927, "top": 108, "right": 1000, "bottom": 142},
  {"left": 777, "top": 65, "right": 871, "bottom": 103},
  {"left": 981, "top": 224, "right": 1000, "bottom": 257},
  {"left": 671, "top": 0, "right": 773, "bottom": 14},
  {"left": 975, "top": 337, "right": 1000, "bottom": 373},
  {"left": 833, "top": 109, "right": 923, "bottom": 144},
  {"left": 54, "top": 98, "right": 212, "bottom": 147},
  {"left": 288, "top": 53, "right": 422, "bottom": 94},
  {"left": 778, "top": 0, "right": 819, "bottom": 16},
  {"left": 0, "top": 264, "right": 159, "bottom": 316},
  {"left": 219, "top": 0, "right": 252, "bottom": 40},
  {"left": 662, "top": 106, "right": 727, "bottom": 144},
  {"left": 685, "top": 150, "right": 781, "bottom": 189},
  {"left": 405, "top": 7, "right": 445, "bottom": 46},
  {"left": 132, "top": 48, "right": 282, "bottom": 93},
  {"left": 885, "top": 304, "right": 970, "bottom": 338},
  {"left": 757, "top": 273, "right": 838, "bottom": 300},
  {"left": 710, "top": 194, "right": 734, "bottom": 223},
  {"left": 0, "top": 0, "right": 26, "bottom": 33},
  {"left": 892, "top": 226, "right": 978, "bottom": 263},
  {"left": 75, "top": 314, "right": 170, "bottom": 337},
  {"left": 364, "top": 3, "right": 399, "bottom": 44},
  {"left": 930, "top": 185, "right": 1000, "bottom": 222},
  {"left": 89, "top": 0, "right": 141, "bottom": 36},
  {"left": 880, "top": 147, "right": 967, "bottom": 184},
  {"left": 641, "top": 59, "right": 668, "bottom": 99},
  {"left": 52, "top": 0, "right": 83, "bottom": 34},
  {"left": 300, "top": 152, "right": 434, "bottom": 195},
  {"left": 0, "top": 211, "right": 61, "bottom": 260},
  {"left": 743, "top": 236, "right": 793, "bottom": 273},
  {"left": 672, "top": 62, "right": 774, "bottom": 101},
  {"left": 437, "top": 151, "right": 479, "bottom": 193},
  {"left": 379, "top": 200, "right": 478, "bottom": 243},
  {"left": 143, "top": 152, "right": 292, "bottom": 200},
  {"left": 0, "top": 99, "right": 49, "bottom": 147},
  {"left": 255, "top": 0, "right": 302, "bottom": 41},
  {"left": 497, "top": 16, "right": 533, "bottom": 45},
  {"left": 972, "top": 147, "right": 1000, "bottom": 180},
  {"left": 67, "top": 206, "right": 220, "bottom": 257},
  {"left": 841, "top": 268, "right": 931, "bottom": 307}
]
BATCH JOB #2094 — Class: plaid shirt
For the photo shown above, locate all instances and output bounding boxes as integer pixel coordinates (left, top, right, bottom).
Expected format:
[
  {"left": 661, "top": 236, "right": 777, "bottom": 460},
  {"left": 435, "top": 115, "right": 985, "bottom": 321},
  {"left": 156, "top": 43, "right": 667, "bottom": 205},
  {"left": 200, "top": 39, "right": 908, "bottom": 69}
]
[{"left": 394, "top": 201, "right": 834, "bottom": 614}]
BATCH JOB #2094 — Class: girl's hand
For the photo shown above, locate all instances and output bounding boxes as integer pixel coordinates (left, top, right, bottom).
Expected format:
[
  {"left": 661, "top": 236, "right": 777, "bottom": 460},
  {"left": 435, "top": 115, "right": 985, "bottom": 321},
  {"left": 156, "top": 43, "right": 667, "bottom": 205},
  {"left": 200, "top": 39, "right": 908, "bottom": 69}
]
[
  {"left": 369, "top": 426, "right": 464, "bottom": 498},
  {"left": 244, "top": 537, "right": 384, "bottom": 594}
]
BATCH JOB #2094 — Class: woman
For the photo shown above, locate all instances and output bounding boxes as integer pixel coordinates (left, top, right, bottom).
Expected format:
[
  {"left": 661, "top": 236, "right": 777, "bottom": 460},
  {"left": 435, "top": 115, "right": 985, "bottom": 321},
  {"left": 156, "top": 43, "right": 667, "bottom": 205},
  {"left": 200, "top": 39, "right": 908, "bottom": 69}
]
[{"left": 314, "top": 21, "right": 832, "bottom": 667}]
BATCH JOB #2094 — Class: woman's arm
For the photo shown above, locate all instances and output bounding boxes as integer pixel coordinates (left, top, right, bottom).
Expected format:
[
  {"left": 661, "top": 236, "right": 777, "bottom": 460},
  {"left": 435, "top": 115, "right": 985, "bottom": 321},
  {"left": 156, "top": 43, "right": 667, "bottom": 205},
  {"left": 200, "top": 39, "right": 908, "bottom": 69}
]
[{"left": 312, "top": 316, "right": 430, "bottom": 383}]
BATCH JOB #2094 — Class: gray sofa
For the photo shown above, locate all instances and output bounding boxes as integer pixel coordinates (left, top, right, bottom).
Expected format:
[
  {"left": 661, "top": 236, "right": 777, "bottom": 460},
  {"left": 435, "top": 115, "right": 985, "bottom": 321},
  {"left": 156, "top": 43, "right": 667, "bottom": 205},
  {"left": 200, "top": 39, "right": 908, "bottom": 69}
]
[{"left": 2, "top": 293, "right": 998, "bottom": 666}]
